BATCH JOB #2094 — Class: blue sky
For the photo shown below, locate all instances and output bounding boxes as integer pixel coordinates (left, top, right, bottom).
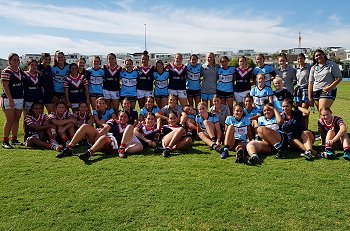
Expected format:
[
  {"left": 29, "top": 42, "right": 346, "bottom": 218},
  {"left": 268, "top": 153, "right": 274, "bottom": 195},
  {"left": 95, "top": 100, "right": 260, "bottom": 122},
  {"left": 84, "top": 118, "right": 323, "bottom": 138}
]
[{"left": 0, "top": 0, "right": 349, "bottom": 59}]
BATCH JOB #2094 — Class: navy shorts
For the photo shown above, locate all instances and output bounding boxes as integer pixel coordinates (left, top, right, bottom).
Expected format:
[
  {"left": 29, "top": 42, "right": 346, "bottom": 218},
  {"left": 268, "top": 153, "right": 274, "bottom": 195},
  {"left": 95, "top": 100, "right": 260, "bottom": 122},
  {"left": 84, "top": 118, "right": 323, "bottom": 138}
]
[
  {"left": 53, "top": 92, "right": 65, "bottom": 99},
  {"left": 313, "top": 89, "right": 337, "bottom": 101},
  {"left": 293, "top": 87, "right": 308, "bottom": 104},
  {"left": 216, "top": 89, "right": 234, "bottom": 99},
  {"left": 186, "top": 89, "right": 201, "bottom": 98},
  {"left": 89, "top": 93, "right": 104, "bottom": 98}
]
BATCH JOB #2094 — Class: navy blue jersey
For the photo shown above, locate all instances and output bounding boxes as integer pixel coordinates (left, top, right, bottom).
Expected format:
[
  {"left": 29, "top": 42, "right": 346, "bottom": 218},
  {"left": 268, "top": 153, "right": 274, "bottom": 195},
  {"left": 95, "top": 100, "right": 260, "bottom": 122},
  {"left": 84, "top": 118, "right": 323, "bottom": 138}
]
[
  {"left": 168, "top": 63, "right": 187, "bottom": 90},
  {"left": 106, "top": 119, "right": 127, "bottom": 145},
  {"left": 273, "top": 89, "right": 292, "bottom": 113},
  {"left": 162, "top": 124, "right": 182, "bottom": 137},
  {"left": 137, "top": 124, "right": 161, "bottom": 145},
  {"left": 64, "top": 74, "right": 88, "bottom": 104},
  {"left": 38, "top": 64, "right": 54, "bottom": 97},
  {"left": 52, "top": 64, "right": 69, "bottom": 94},
  {"left": 234, "top": 67, "right": 254, "bottom": 92},
  {"left": 74, "top": 110, "right": 92, "bottom": 125},
  {"left": 1, "top": 67, "right": 24, "bottom": 99},
  {"left": 24, "top": 113, "right": 49, "bottom": 140},
  {"left": 126, "top": 109, "right": 138, "bottom": 125},
  {"left": 135, "top": 65, "right": 154, "bottom": 91},
  {"left": 103, "top": 64, "right": 121, "bottom": 91},
  {"left": 23, "top": 71, "right": 42, "bottom": 102},
  {"left": 281, "top": 110, "right": 306, "bottom": 139}
]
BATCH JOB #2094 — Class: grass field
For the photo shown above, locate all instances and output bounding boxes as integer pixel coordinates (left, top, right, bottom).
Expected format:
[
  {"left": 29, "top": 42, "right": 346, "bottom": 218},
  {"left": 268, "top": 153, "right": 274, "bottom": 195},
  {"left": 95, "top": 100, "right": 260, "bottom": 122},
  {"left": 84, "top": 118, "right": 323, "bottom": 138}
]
[{"left": 1, "top": 83, "right": 350, "bottom": 230}]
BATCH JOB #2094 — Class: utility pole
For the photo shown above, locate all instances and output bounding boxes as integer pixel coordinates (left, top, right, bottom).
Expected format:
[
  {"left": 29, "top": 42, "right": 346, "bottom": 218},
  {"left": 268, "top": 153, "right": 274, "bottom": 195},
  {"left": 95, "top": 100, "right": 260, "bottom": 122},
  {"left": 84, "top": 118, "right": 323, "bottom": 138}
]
[{"left": 144, "top": 24, "right": 147, "bottom": 51}]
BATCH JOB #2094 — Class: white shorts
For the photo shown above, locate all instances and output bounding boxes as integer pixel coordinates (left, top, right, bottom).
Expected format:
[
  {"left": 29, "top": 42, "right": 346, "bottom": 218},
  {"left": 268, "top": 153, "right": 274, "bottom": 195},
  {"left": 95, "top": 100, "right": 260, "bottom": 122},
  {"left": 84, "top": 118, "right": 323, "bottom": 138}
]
[
  {"left": 24, "top": 101, "right": 34, "bottom": 110},
  {"left": 106, "top": 132, "right": 119, "bottom": 150},
  {"left": 234, "top": 90, "right": 250, "bottom": 104},
  {"left": 137, "top": 90, "right": 153, "bottom": 99},
  {"left": 1, "top": 98, "right": 24, "bottom": 110},
  {"left": 106, "top": 133, "right": 141, "bottom": 150},
  {"left": 168, "top": 89, "right": 187, "bottom": 99},
  {"left": 128, "top": 135, "right": 142, "bottom": 146},
  {"left": 103, "top": 89, "right": 120, "bottom": 100}
]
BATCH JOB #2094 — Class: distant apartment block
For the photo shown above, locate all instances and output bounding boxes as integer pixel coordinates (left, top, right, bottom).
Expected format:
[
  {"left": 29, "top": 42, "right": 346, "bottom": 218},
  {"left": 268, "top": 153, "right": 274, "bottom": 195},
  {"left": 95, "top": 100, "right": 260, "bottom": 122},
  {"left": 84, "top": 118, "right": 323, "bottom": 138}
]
[
  {"left": 287, "top": 48, "right": 311, "bottom": 55},
  {"left": 236, "top": 49, "right": 257, "bottom": 57}
]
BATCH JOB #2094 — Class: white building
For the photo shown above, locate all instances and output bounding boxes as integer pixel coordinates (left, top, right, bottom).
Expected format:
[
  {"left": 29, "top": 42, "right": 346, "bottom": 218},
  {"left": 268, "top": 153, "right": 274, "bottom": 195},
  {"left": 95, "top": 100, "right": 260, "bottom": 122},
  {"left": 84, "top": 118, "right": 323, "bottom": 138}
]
[
  {"left": 236, "top": 49, "right": 257, "bottom": 57},
  {"left": 287, "top": 48, "right": 311, "bottom": 55},
  {"left": 216, "top": 51, "right": 234, "bottom": 58},
  {"left": 20, "top": 53, "right": 42, "bottom": 64}
]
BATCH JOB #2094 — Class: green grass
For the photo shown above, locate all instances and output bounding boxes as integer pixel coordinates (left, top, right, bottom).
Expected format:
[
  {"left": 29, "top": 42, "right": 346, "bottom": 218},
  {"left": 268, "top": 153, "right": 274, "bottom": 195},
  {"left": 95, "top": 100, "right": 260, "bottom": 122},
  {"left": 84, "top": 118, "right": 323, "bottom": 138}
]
[{"left": 1, "top": 83, "right": 350, "bottom": 230}]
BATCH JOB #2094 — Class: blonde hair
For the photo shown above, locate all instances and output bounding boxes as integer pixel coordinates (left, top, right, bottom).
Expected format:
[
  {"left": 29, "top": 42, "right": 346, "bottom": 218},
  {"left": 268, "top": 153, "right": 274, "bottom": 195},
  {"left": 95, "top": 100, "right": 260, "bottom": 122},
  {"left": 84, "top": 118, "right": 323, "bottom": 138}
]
[{"left": 273, "top": 76, "right": 283, "bottom": 84}]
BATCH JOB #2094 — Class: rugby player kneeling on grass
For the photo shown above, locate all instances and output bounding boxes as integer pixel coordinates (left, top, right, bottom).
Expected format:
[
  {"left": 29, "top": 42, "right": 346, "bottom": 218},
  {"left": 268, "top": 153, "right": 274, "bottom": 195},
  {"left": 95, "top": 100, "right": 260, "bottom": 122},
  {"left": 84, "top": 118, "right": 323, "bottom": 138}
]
[{"left": 318, "top": 107, "right": 350, "bottom": 160}]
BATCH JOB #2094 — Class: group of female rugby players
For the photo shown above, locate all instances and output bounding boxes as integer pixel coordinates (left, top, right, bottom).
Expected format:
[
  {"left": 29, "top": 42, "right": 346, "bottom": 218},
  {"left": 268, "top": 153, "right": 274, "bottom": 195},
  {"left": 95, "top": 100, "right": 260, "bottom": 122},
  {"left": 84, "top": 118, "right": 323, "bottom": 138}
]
[{"left": 1, "top": 49, "right": 349, "bottom": 164}]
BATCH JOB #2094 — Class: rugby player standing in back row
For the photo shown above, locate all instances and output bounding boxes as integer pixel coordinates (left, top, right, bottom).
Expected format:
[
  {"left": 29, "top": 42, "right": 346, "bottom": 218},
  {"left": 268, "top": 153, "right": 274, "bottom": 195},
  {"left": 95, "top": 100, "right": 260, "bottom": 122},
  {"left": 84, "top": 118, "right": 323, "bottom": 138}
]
[
  {"left": 253, "top": 53, "right": 276, "bottom": 87},
  {"left": 201, "top": 52, "right": 219, "bottom": 108},
  {"left": 135, "top": 51, "right": 154, "bottom": 109},
  {"left": 167, "top": 53, "right": 188, "bottom": 106}
]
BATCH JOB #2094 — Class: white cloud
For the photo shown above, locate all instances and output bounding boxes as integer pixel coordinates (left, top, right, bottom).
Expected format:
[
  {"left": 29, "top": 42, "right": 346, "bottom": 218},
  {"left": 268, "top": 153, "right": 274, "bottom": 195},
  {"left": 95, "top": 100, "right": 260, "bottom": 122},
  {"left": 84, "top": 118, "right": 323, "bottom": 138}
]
[{"left": 0, "top": 0, "right": 349, "bottom": 58}]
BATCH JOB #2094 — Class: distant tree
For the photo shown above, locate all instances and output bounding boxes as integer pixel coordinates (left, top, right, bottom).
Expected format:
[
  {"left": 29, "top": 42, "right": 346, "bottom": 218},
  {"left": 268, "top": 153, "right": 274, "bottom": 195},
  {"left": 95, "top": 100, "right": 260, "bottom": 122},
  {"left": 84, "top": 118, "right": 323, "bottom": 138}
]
[
  {"left": 229, "top": 57, "right": 255, "bottom": 68},
  {"left": 271, "top": 52, "right": 279, "bottom": 61},
  {"left": 329, "top": 57, "right": 341, "bottom": 64}
]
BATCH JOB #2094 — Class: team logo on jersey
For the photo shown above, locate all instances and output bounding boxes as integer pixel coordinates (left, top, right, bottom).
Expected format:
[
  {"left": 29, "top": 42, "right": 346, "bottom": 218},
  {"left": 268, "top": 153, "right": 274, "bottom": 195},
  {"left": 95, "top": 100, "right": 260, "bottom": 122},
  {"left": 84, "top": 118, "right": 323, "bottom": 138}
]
[
  {"left": 171, "top": 63, "right": 186, "bottom": 75},
  {"left": 25, "top": 71, "right": 39, "bottom": 85},
  {"left": 67, "top": 74, "right": 84, "bottom": 88}
]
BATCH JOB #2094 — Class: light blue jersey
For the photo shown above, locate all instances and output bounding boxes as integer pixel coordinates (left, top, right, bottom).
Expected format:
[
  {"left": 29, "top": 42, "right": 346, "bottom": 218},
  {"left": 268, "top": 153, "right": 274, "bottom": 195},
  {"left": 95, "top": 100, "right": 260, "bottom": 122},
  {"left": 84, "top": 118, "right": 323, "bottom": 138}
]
[
  {"left": 186, "top": 63, "right": 202, "bottom": 91},
  {"left": 120, "top": 70, "right": 138, "bottom": 97},
  {"left": 244, "top": 107, "right": 261, "bottom": 119},
  {"left": 153, "top": 71, "right": 169, "bottom": 97},
  {"left": 87, "top": 67, "right": 104, "bottom": 95},
  {"left": 93, "top": 108, "right": 115, "bottom": 122},
  {"left": 140, "top": 106, "right": 160, "bottom": 117},
  {"left": 52, "top": 65, "right": 69, "bottom": 93},
  {"left": 253, "top": 64, "right": 276, "bottom": 87},
  {"left": 217, "top": 66, "right": 235, "bottom": 93},
  {"left": 195, "top": 112, "right": 219, "bottom": 132},
  {"left": 225, "top": 115, "right": 251, "bottom": 142},
  {"left": 250, "top": 86, "right": 273, "bottom": 111},
  {"left": 258, "top": 116, "right": 280, "bottom": 131}
]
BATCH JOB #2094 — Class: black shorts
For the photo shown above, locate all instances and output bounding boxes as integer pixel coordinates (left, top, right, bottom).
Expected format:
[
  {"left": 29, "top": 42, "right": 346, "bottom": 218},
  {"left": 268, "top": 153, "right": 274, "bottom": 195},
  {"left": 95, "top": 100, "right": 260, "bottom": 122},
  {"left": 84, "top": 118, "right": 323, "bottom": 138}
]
[
  {"left": 119, "top": 96, "right": 137, "bottom": 103},
  {"left": 313, "top": 89, "right": 337, "bottom": 101},
  {"left": 231, "top": 139, "right": 247, "bottom": 150},
  {"left": 186, "top": 89, "right": 201, "bottom": 98},
  {"left": 89, "top": 93, "right": 104, "bottom": 98},
  {"left": 42, "top": 95, "right": 54, "bottom": 104},
  {"left": 216, "top": 89, "right": 234, "bottom": 99},
  {"left": 278, "top": 130, "right": 289, "bottom": 149},
  {"left": 53, "top": 92, "right": 65, "bottom": 99}
]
